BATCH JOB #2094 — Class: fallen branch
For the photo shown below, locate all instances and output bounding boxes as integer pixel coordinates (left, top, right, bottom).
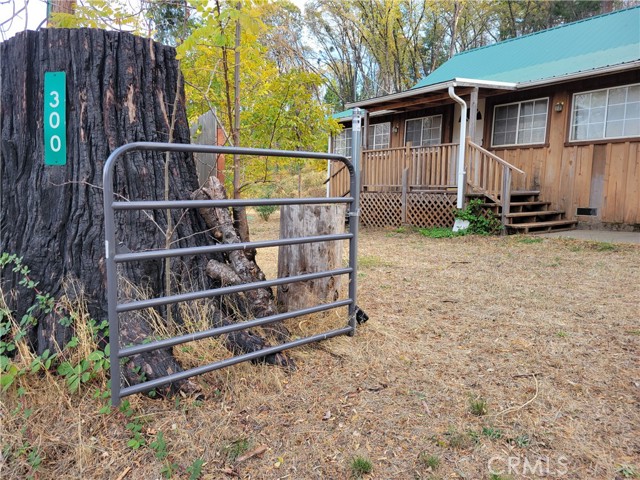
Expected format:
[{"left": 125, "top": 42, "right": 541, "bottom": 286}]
[
  {"left": 492, "top": 373, "right": 539, "bottom": 417},
  {"left": 235, "top": 445, "right": 268, "bottom": 463}
]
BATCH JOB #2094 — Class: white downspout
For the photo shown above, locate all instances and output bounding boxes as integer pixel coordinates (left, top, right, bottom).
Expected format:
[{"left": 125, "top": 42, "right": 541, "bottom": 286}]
[{"left": 448, "top": 85, "right": 467, "bottom": 209}]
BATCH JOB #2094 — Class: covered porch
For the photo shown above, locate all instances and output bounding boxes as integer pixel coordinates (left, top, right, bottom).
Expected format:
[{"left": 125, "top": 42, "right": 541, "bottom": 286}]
[{"left": 328, "top": 139, "right": 528, "bottom": 229}]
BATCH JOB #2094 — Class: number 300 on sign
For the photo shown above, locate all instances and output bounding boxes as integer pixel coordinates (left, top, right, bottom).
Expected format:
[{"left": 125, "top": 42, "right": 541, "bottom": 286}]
[{"left": 44, "top": 72, "right": 66, "bottom": 165}]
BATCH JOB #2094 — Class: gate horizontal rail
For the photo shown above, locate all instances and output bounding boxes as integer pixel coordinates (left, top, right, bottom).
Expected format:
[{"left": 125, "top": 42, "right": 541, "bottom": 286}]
[
  {"left": 116, "top": 267, "right": 353, "bottom": 313},
  {"left": 114, "top": 233, "right": 353, "bottom": 262},
  {"left": 119, "top": 299, "right": 353, "bottom": 358},
  {"left": 112, "top": 196, "right": 350, "bottom": 210},
  {"left": 104, "top": 142, "right": 358, "bottom": 406}
]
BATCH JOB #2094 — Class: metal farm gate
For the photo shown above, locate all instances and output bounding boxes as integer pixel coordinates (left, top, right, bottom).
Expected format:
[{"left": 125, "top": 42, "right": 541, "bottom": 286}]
[{"left": 103, "top": 142, "right": 359, "bottom": 406}]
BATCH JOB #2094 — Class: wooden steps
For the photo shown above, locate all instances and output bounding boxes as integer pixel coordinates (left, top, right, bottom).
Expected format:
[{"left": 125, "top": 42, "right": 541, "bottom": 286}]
[
  {"left": 472, "top": 190, "right": 577, "bottom": 235},
  {"left": 507, "top": 220, "right": 578, "bottom": 233},
  {"left": 508, "top": 201, "right": 551, "bottom": 208},
  {"left": 506, "top": 210, "right": 565, "bottom": 218}
]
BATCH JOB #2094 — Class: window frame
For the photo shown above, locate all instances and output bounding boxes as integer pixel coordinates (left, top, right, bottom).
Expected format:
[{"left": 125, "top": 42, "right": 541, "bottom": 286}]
[
  {"left": 404, "top": 115, "right": 443, "bottom": 146},
  {"left": 334, "top": 127, "right": 352, "bottom": 158},
  {"left": 491, "top": 97, "right": 549, "bottom": 148},
  {"left": 569, "top": 83, "right": 640, "bottom": 142},
  {"left": 367, "top": 122, "right": 391, "bottom": 150}
]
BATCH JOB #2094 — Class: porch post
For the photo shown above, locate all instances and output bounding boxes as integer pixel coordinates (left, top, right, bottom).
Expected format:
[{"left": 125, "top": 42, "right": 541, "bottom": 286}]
[
  {"left": 362, "top": 109, "right": 369, "bottom": 150},
  {"left": 401, "top": 168, "right": 409, "bottom": 224},
  {"left": 468, "top": 87, "right": 478, "bottom": 142}
]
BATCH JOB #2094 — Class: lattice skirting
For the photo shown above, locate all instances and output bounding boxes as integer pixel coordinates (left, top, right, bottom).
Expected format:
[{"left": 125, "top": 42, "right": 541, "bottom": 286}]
[
  {"left": 406, "top": 193, "right": 457, "bottom": 228},
  {"left": 361, "top": 192, "right": 403, "bottom": 227},
  {"left": 360, "top": 192, "right": 457, "bottom": 228}
]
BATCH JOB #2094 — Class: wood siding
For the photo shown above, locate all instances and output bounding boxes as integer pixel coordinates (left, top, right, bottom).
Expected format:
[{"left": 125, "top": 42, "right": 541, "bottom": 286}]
[{"left": 489, "top": 76, "right": 640, "bottom": 227}]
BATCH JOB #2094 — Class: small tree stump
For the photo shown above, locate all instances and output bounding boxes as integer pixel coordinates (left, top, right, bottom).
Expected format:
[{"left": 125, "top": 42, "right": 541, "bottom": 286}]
[{"left": 277, "top": 205, "right": 345, "bottom": 312}]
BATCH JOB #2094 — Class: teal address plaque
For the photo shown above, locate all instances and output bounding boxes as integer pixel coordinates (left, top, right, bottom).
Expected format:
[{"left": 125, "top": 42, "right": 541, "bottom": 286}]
[{"left": 44, "top": 71, "right": 66, "bottom": 166}]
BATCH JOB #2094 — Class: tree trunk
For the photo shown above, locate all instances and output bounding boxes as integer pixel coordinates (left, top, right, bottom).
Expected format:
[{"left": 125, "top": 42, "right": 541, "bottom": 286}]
[
  {"left": 0, "top": 29, "right": 288, "bottom": 395},
  {"left": 276, "top": 205, "right": 345, "bottom": 312}
]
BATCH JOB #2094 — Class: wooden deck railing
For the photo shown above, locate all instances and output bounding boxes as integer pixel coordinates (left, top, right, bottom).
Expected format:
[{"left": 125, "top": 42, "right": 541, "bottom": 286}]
[
  {"left": 328, "top": 143, "right": 458, "bottom": 197},
  {"left": 326, "top": 162, "right": 351, "bottom": 197},
  {"left": 465, "top": 140, "right": 526, "bottom": 224},
  {"left": 361, "top": 143, "right": 458, "bottom": 191}
]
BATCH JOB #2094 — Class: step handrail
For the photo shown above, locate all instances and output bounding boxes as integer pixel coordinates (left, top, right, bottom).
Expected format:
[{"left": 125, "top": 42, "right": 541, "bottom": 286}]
[
  {"left": 465, "top": 139, "right": 526, "bottom": 227},
  {"left": 467, "top": 141, "right": 525, "bottom": 175}
]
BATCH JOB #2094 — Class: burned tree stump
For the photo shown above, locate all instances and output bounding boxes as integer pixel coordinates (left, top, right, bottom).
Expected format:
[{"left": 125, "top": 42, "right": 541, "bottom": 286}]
[{"left": 0, "top": 28, "right": 290, "bottom": 395}]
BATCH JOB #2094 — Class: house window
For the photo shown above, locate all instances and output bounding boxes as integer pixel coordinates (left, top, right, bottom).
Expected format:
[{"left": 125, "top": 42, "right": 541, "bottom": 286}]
[
  {"left": 570, "top": 83, "right": 640, "bottom": 141},
  {"left": 492, "top": 98, "right": 548, "bottom": 147},
  {"left": 334, "top": 127, "right": 352, "bottom": 158},
  {"left": 405, "top": 115, "right": 442, "bottom": 146},
  {"left": 367, "top": 122, "right": 390, "bottom": 150}
]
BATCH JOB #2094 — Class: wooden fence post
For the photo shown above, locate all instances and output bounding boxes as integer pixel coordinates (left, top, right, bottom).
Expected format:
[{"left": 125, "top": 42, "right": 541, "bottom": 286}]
[
  {"left": 401, "top": 168, "right": 409, "bottom": 225},
  {"left": 501, "top": 167, "right": 512, "bottom": 229}
]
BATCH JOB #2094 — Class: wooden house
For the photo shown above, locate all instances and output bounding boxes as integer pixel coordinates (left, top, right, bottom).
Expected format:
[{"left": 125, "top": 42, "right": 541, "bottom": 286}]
[{"left": 328, "top": 7, "right": 640, "bottom": 232}]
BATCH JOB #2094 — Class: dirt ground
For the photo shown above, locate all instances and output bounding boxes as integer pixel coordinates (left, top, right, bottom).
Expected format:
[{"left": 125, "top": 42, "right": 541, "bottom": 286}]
[{"left": 2, "top": 212, "right": 639, "bottom": 480}]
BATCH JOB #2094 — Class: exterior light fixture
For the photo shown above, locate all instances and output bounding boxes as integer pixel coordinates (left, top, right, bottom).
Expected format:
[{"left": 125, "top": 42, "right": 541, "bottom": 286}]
[{"left": 554, "top": 102, "right": 564, "bottom": 112}]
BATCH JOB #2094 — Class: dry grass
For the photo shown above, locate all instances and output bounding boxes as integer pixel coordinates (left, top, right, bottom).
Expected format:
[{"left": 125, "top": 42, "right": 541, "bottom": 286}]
[{"left": 2, "top": 214, "right": 639, "bottom": 479}]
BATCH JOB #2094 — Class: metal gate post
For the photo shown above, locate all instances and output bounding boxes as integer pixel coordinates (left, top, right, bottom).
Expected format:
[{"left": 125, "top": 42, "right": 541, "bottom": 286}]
[
  {"left": 103, "top": 154, "right": 121, "bottom": 406},
  {"left": 348, "top": 108, "right": 364, "bottom": 333}
]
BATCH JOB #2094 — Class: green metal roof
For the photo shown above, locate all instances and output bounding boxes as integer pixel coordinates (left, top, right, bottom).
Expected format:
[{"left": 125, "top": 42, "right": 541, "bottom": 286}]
[
  {"left": 413, "top": 7, "right": 640, "bottom": 89},
  {"left": 332, "top": 108, "right": 353, "bottom": 120}
]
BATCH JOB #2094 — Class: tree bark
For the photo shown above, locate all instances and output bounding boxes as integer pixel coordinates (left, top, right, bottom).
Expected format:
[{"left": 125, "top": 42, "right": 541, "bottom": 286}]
[{"left": 0, "top": 29, "right": 287, "bottom": 394}]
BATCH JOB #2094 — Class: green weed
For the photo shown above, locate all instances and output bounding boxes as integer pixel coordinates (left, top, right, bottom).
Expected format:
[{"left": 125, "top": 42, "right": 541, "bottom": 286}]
[
  {"left": 481, "top": 426, "right": 503, "bottom": 440},
  {"left": 594, "top": 242, "right": 616, "bottom": 251},
  {"left": 126, "top": 420, "right": 146, "bottom": 450},
  {"left": 418, "top": 452, "right": 440, "bottom": 470},
  {"left": 617, "top": 464, "right": 639, "bottom": 478},
  {"left": 150, "top": 432, "right": 168, "bottom": 460},
  {"left": 255, "top": 204, "right": 279, "bottom": 221},
  {"left": 454, "top": 199, "right": 503, "bottom": 235},
  {"left": 224, "top": 438, "right": 250, "bottom": 461},
  {"left": 358, "top": 255, "right": 390, "bottom": 268},
  {"left": 444, "top": 428, "right": 476, "bottom": 450},
  {"left": 0, "top": 253, "right": 110, "bottom": 395},
  {"left": 418, "top": 227, "right": 462, "bottom": 238},
  {"left": 511, "top": 434, "right": 531, "bottom": 447},
  {"left": 469, "top": 396, "right": 488, "bottom": 416},
  {"left": 160, "top": 461, "right": 180, "bottom": 479},
  {"left": 350, "top": 455, "right": 373, "bottom": 477},
  {"left": 489, "top": 474, "right": 513, "bottom": 480},
  {"left": 187, "top": 458, "right": 205, "bottom": 479}
]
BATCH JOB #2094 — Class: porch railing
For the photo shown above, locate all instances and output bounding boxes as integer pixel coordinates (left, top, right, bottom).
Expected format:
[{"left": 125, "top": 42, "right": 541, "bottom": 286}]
[
  {"left": 361, "top": 143, "right": 458, "bottom": 191},
  {"left": 329, "top": 144, "right": 457, "bottom": 197},
  {"left": 465, "top": 140, "right": 526, "bottom": 224}
]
